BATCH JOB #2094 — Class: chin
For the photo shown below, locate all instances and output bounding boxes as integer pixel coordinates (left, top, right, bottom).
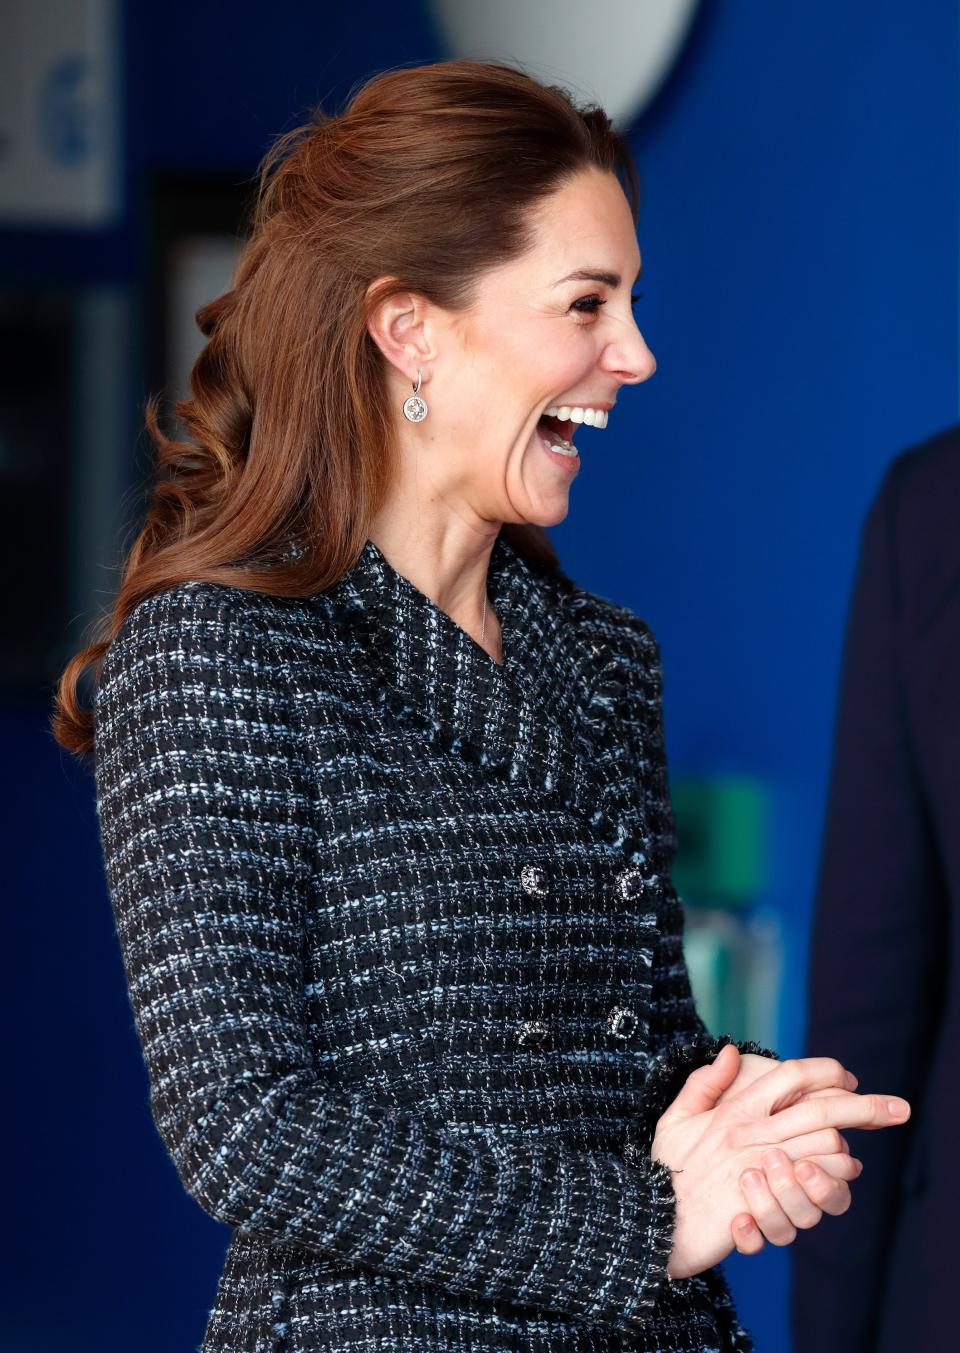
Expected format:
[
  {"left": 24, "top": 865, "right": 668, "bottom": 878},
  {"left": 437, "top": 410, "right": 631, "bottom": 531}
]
[{"left": 524, "top": 497, "right": 571, "bottom": 529}]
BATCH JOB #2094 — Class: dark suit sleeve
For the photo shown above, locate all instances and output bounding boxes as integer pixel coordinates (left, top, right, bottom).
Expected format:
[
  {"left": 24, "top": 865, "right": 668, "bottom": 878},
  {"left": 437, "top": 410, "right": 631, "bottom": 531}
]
[
  {"left": 93, "top": 583, "right": 682, "bottom": 1335},
  {"left": 790, "top": 461, "right": 947, "bottom": 1353}
]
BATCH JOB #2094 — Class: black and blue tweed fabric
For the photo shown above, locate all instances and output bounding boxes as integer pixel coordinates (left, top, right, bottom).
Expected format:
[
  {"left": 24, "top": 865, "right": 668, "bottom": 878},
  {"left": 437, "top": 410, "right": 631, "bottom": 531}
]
[{"left": 93, "top": 530, "right": 777, "bottom": 1352}]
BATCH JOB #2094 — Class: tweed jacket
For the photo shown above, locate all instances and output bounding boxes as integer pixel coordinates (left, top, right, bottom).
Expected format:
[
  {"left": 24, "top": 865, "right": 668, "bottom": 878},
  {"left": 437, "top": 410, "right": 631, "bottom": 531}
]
[{"left": 93, "top": 530, "right": 776, "bottom": 1353}]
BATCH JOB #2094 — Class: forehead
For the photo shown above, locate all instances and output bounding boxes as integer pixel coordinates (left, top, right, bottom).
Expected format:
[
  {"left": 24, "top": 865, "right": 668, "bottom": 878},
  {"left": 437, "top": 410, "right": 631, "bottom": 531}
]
[{"left": 489, "top": 168, "right": 641, "bottom": 290}]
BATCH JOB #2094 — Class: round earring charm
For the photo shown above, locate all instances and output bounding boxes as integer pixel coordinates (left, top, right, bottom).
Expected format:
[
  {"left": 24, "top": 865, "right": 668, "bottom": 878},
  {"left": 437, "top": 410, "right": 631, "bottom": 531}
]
[{"left": 402, "top": 368, "right": 429, "bottom": 423}]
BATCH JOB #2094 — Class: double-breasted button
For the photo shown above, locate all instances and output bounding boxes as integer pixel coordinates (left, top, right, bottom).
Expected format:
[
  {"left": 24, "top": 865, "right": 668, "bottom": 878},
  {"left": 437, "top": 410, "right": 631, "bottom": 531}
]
[
  {"left": 516, "top": 1018, "right": 550, "bottom": 1047},
  {"left": 614, "top": 865, "right": 653, "bottom": 902},
  {"left": 606, "top": 1005, "right": 640, "bottom": 1040},
  {"left": 520, "top": 863, "right": 549, "bottom": 897}
]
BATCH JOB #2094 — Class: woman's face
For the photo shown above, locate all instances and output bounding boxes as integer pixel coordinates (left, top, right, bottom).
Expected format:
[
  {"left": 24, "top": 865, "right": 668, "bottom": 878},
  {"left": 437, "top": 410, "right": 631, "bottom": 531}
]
[{"left": 379, "top": 165, "right": 656, "bottom": 531}]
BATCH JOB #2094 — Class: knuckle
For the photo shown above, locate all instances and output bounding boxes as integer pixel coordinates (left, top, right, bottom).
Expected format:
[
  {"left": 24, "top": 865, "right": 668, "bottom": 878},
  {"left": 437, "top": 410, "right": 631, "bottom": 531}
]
[
  {"left": 827, "top": 1128, "right": 843, "bottom": 1153},
  {"left": 828, "top": 1058, "right": 845, "bottom": 1081}
]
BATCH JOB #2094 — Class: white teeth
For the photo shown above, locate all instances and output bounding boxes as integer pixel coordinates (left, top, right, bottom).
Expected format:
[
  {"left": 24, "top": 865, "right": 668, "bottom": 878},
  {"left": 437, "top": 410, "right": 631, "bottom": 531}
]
[
  {"left": 543, "top": 405, "right": 608, "bottom": 428},
  {"left": 541, "top": 436, "right": 578, "bottom": 457}
]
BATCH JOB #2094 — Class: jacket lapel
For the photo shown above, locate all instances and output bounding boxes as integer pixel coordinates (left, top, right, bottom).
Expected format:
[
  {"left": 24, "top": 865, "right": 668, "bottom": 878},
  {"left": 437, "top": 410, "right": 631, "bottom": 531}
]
[{"left": 323, "top": 533, "right": 666, "bottom": 870}]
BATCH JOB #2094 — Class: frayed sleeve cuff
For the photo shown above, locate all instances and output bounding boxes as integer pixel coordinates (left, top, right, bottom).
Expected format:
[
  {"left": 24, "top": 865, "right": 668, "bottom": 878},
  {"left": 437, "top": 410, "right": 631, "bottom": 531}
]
[{"left": 624, "top": 1034, "right": 779, "bottom": 1163}]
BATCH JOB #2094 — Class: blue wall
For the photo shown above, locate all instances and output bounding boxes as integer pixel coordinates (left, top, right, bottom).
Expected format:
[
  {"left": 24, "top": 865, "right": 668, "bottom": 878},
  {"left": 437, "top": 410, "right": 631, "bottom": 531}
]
[
  {"left": 553, "top": 2, "right": 959, "bottom": 1343},
  {"left": 5, "top": 2, "right": 957, "bottom": 1349}
]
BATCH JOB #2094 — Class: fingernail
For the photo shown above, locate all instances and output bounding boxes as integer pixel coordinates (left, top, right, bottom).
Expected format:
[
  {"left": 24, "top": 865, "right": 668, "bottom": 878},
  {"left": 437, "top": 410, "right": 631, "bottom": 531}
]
[
  {"left": 736, "top": 1218, "right": 754, "bottom": 1232},
  {"left": 796, "top": 1162, "right": 816, "bottom": 1182},
  {"left": 888, "top": 1100, "right": 910, "bottom": 1119},
  {"left": 743, "top": 1170, "right": 763, "bottom": 1189}
]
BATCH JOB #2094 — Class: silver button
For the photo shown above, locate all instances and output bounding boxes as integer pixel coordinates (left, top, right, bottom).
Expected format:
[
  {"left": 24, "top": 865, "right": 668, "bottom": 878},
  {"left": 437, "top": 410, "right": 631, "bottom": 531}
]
[
  {"left": 516, "top": 1018, "right": 550, "bottom": 1047},
  {"left": 520, "top": 863, "right": 549, "bottom": 897},
  {"left": 614, "top": 866, "right": 653, "bottom": 902},
  {"left": 606, "top": 1005, "right": 640, "bottom": 1039}
]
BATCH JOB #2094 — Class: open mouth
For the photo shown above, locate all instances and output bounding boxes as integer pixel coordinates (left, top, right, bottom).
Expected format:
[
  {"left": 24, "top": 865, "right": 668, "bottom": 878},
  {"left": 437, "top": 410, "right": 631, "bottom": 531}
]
[{"left": 537, "top": 412, "right": 577, "bottom": 444}]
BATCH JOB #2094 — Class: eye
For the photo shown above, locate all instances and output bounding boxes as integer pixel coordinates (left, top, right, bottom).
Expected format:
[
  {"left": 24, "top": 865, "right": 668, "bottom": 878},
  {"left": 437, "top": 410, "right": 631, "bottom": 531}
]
[
  {"left": 571, "top": 294, "right": 606, "bottom": 317},
  {"left": 570, "top": 292, "right": 644, "bottom": 323}
]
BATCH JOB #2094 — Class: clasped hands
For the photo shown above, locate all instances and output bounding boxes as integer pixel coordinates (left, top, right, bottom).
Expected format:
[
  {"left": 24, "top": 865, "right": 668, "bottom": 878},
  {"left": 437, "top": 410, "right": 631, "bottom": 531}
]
[{"left": 651, "top": 1043, "right": 912, "bottom": 1280}]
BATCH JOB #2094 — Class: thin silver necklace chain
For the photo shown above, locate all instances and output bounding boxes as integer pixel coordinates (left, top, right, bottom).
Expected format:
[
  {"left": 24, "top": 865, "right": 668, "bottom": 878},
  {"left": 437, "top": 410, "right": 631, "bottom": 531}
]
[{"left": 481, "top": 590, "right": 487, "bottom": 644}]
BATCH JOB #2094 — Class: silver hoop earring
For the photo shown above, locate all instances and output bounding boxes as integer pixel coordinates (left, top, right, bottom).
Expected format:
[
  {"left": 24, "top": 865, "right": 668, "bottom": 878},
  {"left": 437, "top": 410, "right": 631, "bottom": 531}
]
[{"left": 402, "top": 368, "right": 429, "bottom": 423}]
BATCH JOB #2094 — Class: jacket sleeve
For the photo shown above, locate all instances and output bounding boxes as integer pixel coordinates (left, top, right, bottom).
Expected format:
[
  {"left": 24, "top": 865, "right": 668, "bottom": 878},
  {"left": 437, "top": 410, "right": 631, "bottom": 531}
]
[
  {"left": 620, "top": 624, "right": 777, "bottom": 1162},
  {"left": 94, "top": 582, "right": 680, "bottom": 1334},
  {"left": 790, "top": 460, "right": 948, "bottom": 1353}
]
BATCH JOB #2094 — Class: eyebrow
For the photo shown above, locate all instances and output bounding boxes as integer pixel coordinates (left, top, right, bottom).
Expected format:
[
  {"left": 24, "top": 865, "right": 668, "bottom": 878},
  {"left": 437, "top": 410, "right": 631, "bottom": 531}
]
[{"left": 552, "top": 265, "right": 643, "bottom": 288}]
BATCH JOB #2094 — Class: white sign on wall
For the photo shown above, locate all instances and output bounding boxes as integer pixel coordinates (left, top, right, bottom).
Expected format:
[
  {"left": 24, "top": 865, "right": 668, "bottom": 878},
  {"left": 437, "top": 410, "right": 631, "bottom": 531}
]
[{"left": 0, "top": 0, "right": 121, "bottom": 227}]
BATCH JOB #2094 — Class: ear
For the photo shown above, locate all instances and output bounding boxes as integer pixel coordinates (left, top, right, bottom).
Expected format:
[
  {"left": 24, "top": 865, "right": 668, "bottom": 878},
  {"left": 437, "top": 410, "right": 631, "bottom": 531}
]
[{"left": 365, "top": 277, "right": 437, "bottom": 387}]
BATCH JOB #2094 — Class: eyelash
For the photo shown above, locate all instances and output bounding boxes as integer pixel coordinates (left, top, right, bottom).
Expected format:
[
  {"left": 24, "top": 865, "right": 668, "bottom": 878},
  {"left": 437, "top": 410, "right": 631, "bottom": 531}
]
[{"left": 571, "top": 292, "right": 644, "bottom": 321}]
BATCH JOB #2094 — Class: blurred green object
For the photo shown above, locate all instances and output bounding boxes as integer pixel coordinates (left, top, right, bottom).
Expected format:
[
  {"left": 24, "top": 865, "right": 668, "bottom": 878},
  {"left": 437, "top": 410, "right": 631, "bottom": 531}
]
[
  {"left": 682, "top": 906, "right": 783, "bottom": 1048},
  {"left": 671, "top": 774, "right": 767, "bottom": 907},
  {"left": 668, "top": 775, "right": 780, "bottom": 1046}
]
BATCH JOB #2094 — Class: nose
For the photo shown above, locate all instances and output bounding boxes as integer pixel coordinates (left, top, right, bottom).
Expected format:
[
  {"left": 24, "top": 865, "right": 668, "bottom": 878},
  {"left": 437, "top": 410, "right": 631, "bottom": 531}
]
[{"left": 604, "top": 324, "right": 656, "bottom": 385}]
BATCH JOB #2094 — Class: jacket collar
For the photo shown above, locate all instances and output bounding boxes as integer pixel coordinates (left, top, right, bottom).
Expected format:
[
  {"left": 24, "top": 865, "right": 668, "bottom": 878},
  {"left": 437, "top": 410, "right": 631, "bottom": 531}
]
[{"left": 323, "top": 531, "right": 666, "bottom": 866}]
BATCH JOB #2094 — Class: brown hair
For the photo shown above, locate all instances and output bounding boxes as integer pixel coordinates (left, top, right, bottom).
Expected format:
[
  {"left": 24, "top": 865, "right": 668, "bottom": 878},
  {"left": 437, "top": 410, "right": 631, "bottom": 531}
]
[{"left": 51, "top": 57, "right": 639, "bottom": 761}]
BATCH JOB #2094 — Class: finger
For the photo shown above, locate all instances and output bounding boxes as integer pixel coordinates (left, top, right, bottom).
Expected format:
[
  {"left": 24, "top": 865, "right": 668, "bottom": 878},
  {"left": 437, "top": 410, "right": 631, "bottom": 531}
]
[
  {"left": 801, "top": 1152, "right": 862, "bottom": 1182},
  {"left": 739, "top": 1168, "right": 799, "bottom": 1246},
  {"left": 776, "top": 1128, "right": 850, "bottom": 1161},
  {"left": 665, "top": 1042, "right": 742, "bottom": 1119},
  {"left": 769, "top": 1073, "right": 860, "bottom": 1100},
  {"left": 735, "top": 1049, "right": 870, "bottom": 1114},
  {"left": 780, "top": 1087, "right": 858, "bottom": 1118},
  {"left": 758, "top": 1150, "right": 824, "bottom": 1230},
  {"left": 785, "top": 1156, "right": 853, "bottom": 1218},
  {"left": 732, "top": 1212, "right": 765, "bottom": 1256},
  {"left": 805, "top": 1154, "right": 862, "bottom": 1182},
  {"left": 754, "top": 1091, "right": 910, "bottom": 1143},
  {"left": 734, "top": 1057, "right": 860, "bottom": 1113}
]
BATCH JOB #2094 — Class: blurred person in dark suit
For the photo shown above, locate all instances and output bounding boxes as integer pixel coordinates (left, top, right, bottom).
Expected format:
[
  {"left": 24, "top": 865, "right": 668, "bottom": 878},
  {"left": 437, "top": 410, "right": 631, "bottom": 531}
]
[{"left": 790, "top": 425, "right": 959, "bottom": 1352}]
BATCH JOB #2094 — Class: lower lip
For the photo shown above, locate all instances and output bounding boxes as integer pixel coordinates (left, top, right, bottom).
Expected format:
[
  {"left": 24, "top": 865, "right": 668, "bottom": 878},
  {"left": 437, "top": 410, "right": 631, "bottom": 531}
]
[{"left": 538, "top": 433, "right": 580, "bottom": 473}]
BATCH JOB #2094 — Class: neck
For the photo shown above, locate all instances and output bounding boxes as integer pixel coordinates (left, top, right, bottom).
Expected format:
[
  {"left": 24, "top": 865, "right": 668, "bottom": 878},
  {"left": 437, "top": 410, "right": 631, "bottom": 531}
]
[{"left": 367, "top": 507, "right": 500, "bottom": 648}]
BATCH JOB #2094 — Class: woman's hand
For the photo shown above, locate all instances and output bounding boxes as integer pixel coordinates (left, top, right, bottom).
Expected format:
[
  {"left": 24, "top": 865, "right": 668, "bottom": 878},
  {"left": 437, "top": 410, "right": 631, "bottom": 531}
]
[
  {"left": 716, "top": 1052, "right": 863, "bottom": 1255},
  {"left": 651, "top": 1043, "right": 910, "bottom": 1280}
]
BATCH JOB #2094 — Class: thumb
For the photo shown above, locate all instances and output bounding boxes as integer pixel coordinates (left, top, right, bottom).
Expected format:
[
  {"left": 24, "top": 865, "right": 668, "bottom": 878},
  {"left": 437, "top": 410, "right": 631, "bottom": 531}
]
[{"left": 663, "top": 1042, "right": 741, "bottom": 1120}]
